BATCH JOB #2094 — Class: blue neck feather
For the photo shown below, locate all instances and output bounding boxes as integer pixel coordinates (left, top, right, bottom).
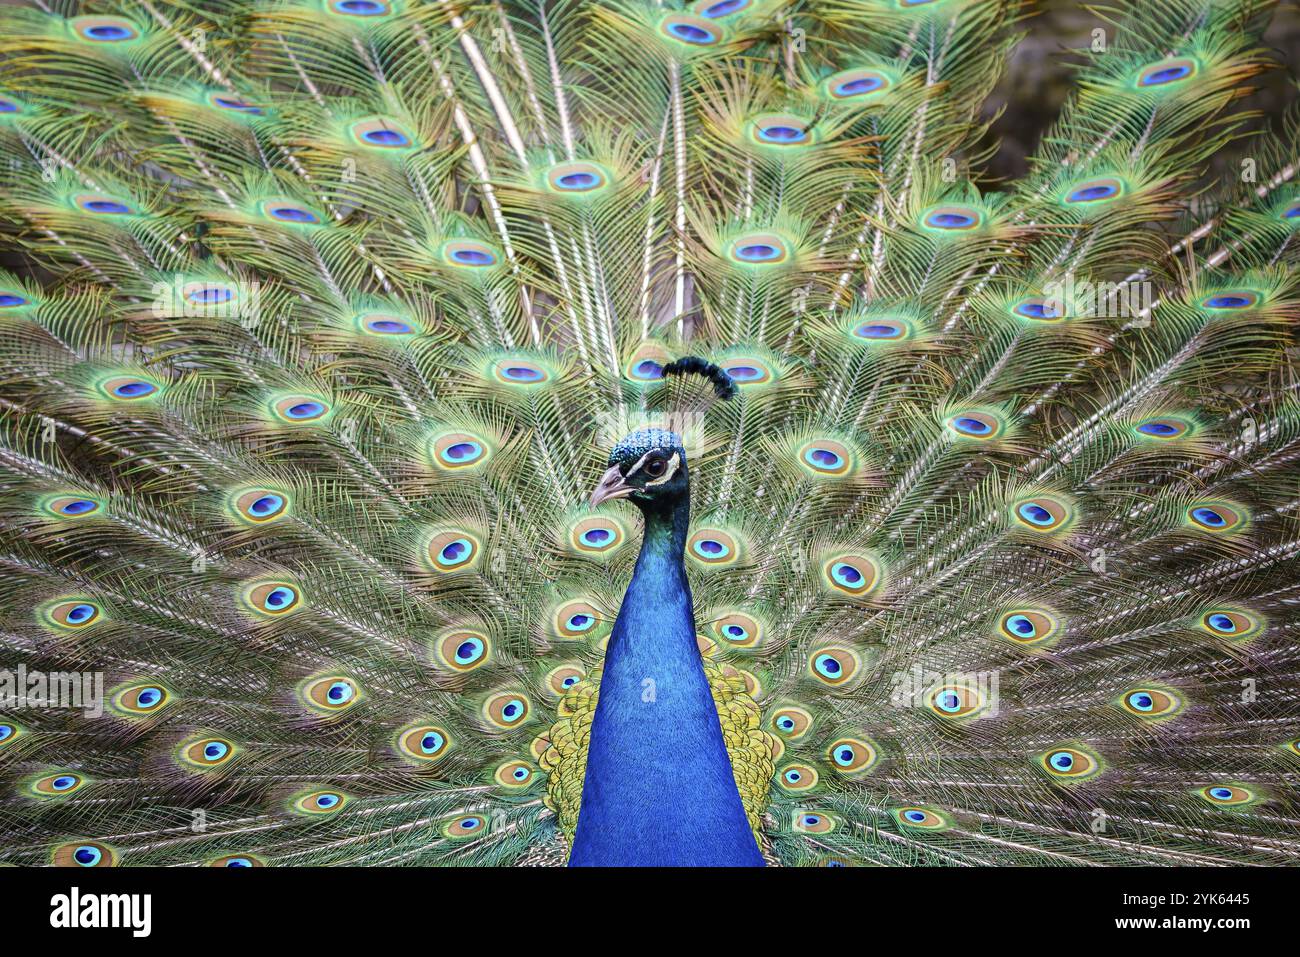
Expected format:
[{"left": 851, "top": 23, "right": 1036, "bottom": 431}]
[{"left": 568, "top": 493, "right": 765, "bottom": 867}]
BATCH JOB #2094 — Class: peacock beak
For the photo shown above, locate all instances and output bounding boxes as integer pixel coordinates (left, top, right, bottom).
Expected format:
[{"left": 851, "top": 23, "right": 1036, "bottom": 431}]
[{"left": 590, "top": 465, "right": 634, "bottom": 508}]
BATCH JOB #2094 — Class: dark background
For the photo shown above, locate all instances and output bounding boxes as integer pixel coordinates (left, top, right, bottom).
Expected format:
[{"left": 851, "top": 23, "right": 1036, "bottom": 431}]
[{"left": 980, "top": 1, "right": 1300, "bottom": 183}]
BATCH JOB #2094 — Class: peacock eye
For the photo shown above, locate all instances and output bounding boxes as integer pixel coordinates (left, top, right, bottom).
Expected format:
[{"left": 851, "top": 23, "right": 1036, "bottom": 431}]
[
  {"left": 1038, "top": 744, "right": 1103, "bottom": 782},
  {"left": 53, "top": 841, "right": 117, "bottom": 867}
]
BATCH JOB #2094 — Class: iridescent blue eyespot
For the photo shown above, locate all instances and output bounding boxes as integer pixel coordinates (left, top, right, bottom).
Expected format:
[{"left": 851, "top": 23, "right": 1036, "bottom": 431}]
[
  {"left": 904, "top": 810, "right": 927, "bottom": 823},
  {"left": 291, "top": 789, "right": 348, "bottom": 814},
  {"left": 825, "top": 66, "right": 893, "bottom": 101},
  {"left": 1138, "top": 421, "right": 1176, "bottom": 436},
  {"left": 667, "top": 22, "right": 716, "bottom": 43},
  {"left": 453, "top": 248, "right": 494, "bottom": 265},
  {"left": 444, "top": 442, "right": 481, "bottom": 463},
  {"left": 924, "top": 208, "right": 979, "bottom": 230},
  {"left": 757, "top": 125, "right": 806, "bottom": 144},
  {"left": 204, "top": 742, "right": 229, "bottom": 761},
  {"left": 1013, "top": 299, "right": 1060, "bottom": 320},
  {"left": 1200, "top": 293, "right": 1258, "bottom": 310},
  {"left": 698, "top": 0, "right": 748, "bottom": 15},
  {"left": 814, "top": 654, "right": 842, "bottom": 678},
  {"left": 398, "top": 725, "right": 450, "bottom": 763},
  {"left": 224, "top": 857, "right": 253, "bottom": 867},
  {"left": 362, "top": 128, "right": 409, "bottom": 147},
  {"left": 60, "top": 499, "right": 98, "bottom": 515},
  {"left": 439, "top": 539, "right": 471, "bottom": 565},
  {"left": 736, "top": 243, "right": 781, "bottom": 262},
  {"left": 1186, "top": 503, "right": 1243, "bottom": 533},
  {"left": 114, "top": 381, "right": 156, "bottom": 398},
  {"left": 503, "top": 365, "right": 542, "bottom": 382},
  {"left": 454, "top": 636, "right": 485, "bottom": 665},
  {"left": 949, "top": 410, "right": 1005, "bottom": 440},
  {"left": 85, "top": 24, "right": 134, "bottom": 41},
  {"left": 1127, "top": 692, "right": 1153, "bottom": 712},
  {"left": 954, "top": 417, "right": 991, "bottom": 435},
  {"left": 1071, "top": 185, "right": 1116, "bottom": 202},
  {"left": 692, "top": 539, "right": 730, "bottom": 559},
  {"left": 136, "top": 688, "right": 162, "bottom": 708},
  {"left": 430, "top": 432, "right": 490, "bottom": 471},
  {"left": 187, "top": 286, "right": 233, "bottom": 305},
  {"left": 557, "top": 171, "right": 599, "bottom": 190},
  {"left": 0, "top": 725, "right": 12, "bottom": 742},
  {"left": 53, "top": 775, "right": 78, "bottom": 791},
  {"left": 74, "top": 846, "right": 103, "bottom": 866},
  {"left": 1065, "top": 178, "right": 1123, "bottom": 204},
  {"left": 1209, "top": 787, "right": 1233, "bottom": 801},
  {"left": 935, "top": 691, "right": 962, "bottom": 713},
  {"left": 326, "top": 681, "right": 354, "bottom": 705},
  {"left": 364, "top": 318, "right": 412, "bottom": 335},
  {"left": 931, "top": 213, "right": 972, "bottom": 228},
  {"left": 0, "top": 293, "right": 29, "bottom": 307},
  {"left": 1007, "top": 615, "right": 1034, "bottom": 636},
  {"left": 1192, "top": 507, "right": 1225, "bottom": 528},
  {"left": 349, "top": 116, "right": 416, "bottom": 150},
  {"left": 81, "top": 199, "right": 131, "bottom": 215},
  {"left": 1048, "top": 751, "right": 1074, "bottom": 771},
  {"left": 249, "top": 495, "right": 283, "bottom": 517},
  {"left": 1018, "top": 503, "right": 1054, "bottom": 526},
  {"left": 269, "top": 205, "right": 318, "bottom": 224},
  {"left": 837, "top": 76, "right": 883, "bottom": 96},
  {"left": 930, "top": 681, "right": 987, "bottom": 717},
  {"left": 632, "top": 359, "right": 663, "bottom": 379},
  {"left": 830, "top": 562, "right": 862, "bottom": 587},
  {"left": 1138, "top": 61, "right": 1194, "bottom": 88},
  {"left": 805, "top": 448, "right": 842, "bottom": 469},
  {"left": 286, "top": 401, "right": 324, "bottom": 419},
  {"left": 854, "top": 322, "right": 905, "bottom": 340},
  {"left": 212, "top": 97, "right": 263, "bottom": 115},
  {"left": 331, "top": 0, "right": 390, "bottom": 14},
  {"left": 0, "top": 98, "right": 19, "bottom": 114},
  {"left": 67, "top": 604, "right": 96, "bottom": 623}
]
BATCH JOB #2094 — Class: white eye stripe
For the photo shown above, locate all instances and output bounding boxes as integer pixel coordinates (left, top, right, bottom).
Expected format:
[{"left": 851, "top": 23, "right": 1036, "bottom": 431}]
[
  {"left": 644, "top": 452, "right": 680, "bottom": 487},
  {"left": 626, "top": 450, "right": 680, "bottom": 486},
  {"left": 626, "top": 450, "right": 655, "bottom": 478}
]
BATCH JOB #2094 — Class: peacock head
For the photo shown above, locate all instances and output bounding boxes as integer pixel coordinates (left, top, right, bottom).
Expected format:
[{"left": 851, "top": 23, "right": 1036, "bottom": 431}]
[
  {"left": 590, "top": 427, "right": 689, "bottom": 512},
  {"left": 588, "top": 357, "right": 736, "bottom": 514}
]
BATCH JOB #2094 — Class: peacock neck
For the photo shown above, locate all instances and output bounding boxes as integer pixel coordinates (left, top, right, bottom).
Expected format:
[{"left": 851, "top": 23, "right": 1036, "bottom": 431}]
[
  {"left": 635, "top": 495, "right": 691, "bottom": 576},
  {"left": 568, "top": 491, "right": 765, "bottom": 867}
]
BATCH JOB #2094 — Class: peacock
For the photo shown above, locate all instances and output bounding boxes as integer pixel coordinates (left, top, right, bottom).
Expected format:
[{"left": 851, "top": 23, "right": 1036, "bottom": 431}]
[{"left": 0, "top": 0, "right": 1298, "bottom": 869}]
